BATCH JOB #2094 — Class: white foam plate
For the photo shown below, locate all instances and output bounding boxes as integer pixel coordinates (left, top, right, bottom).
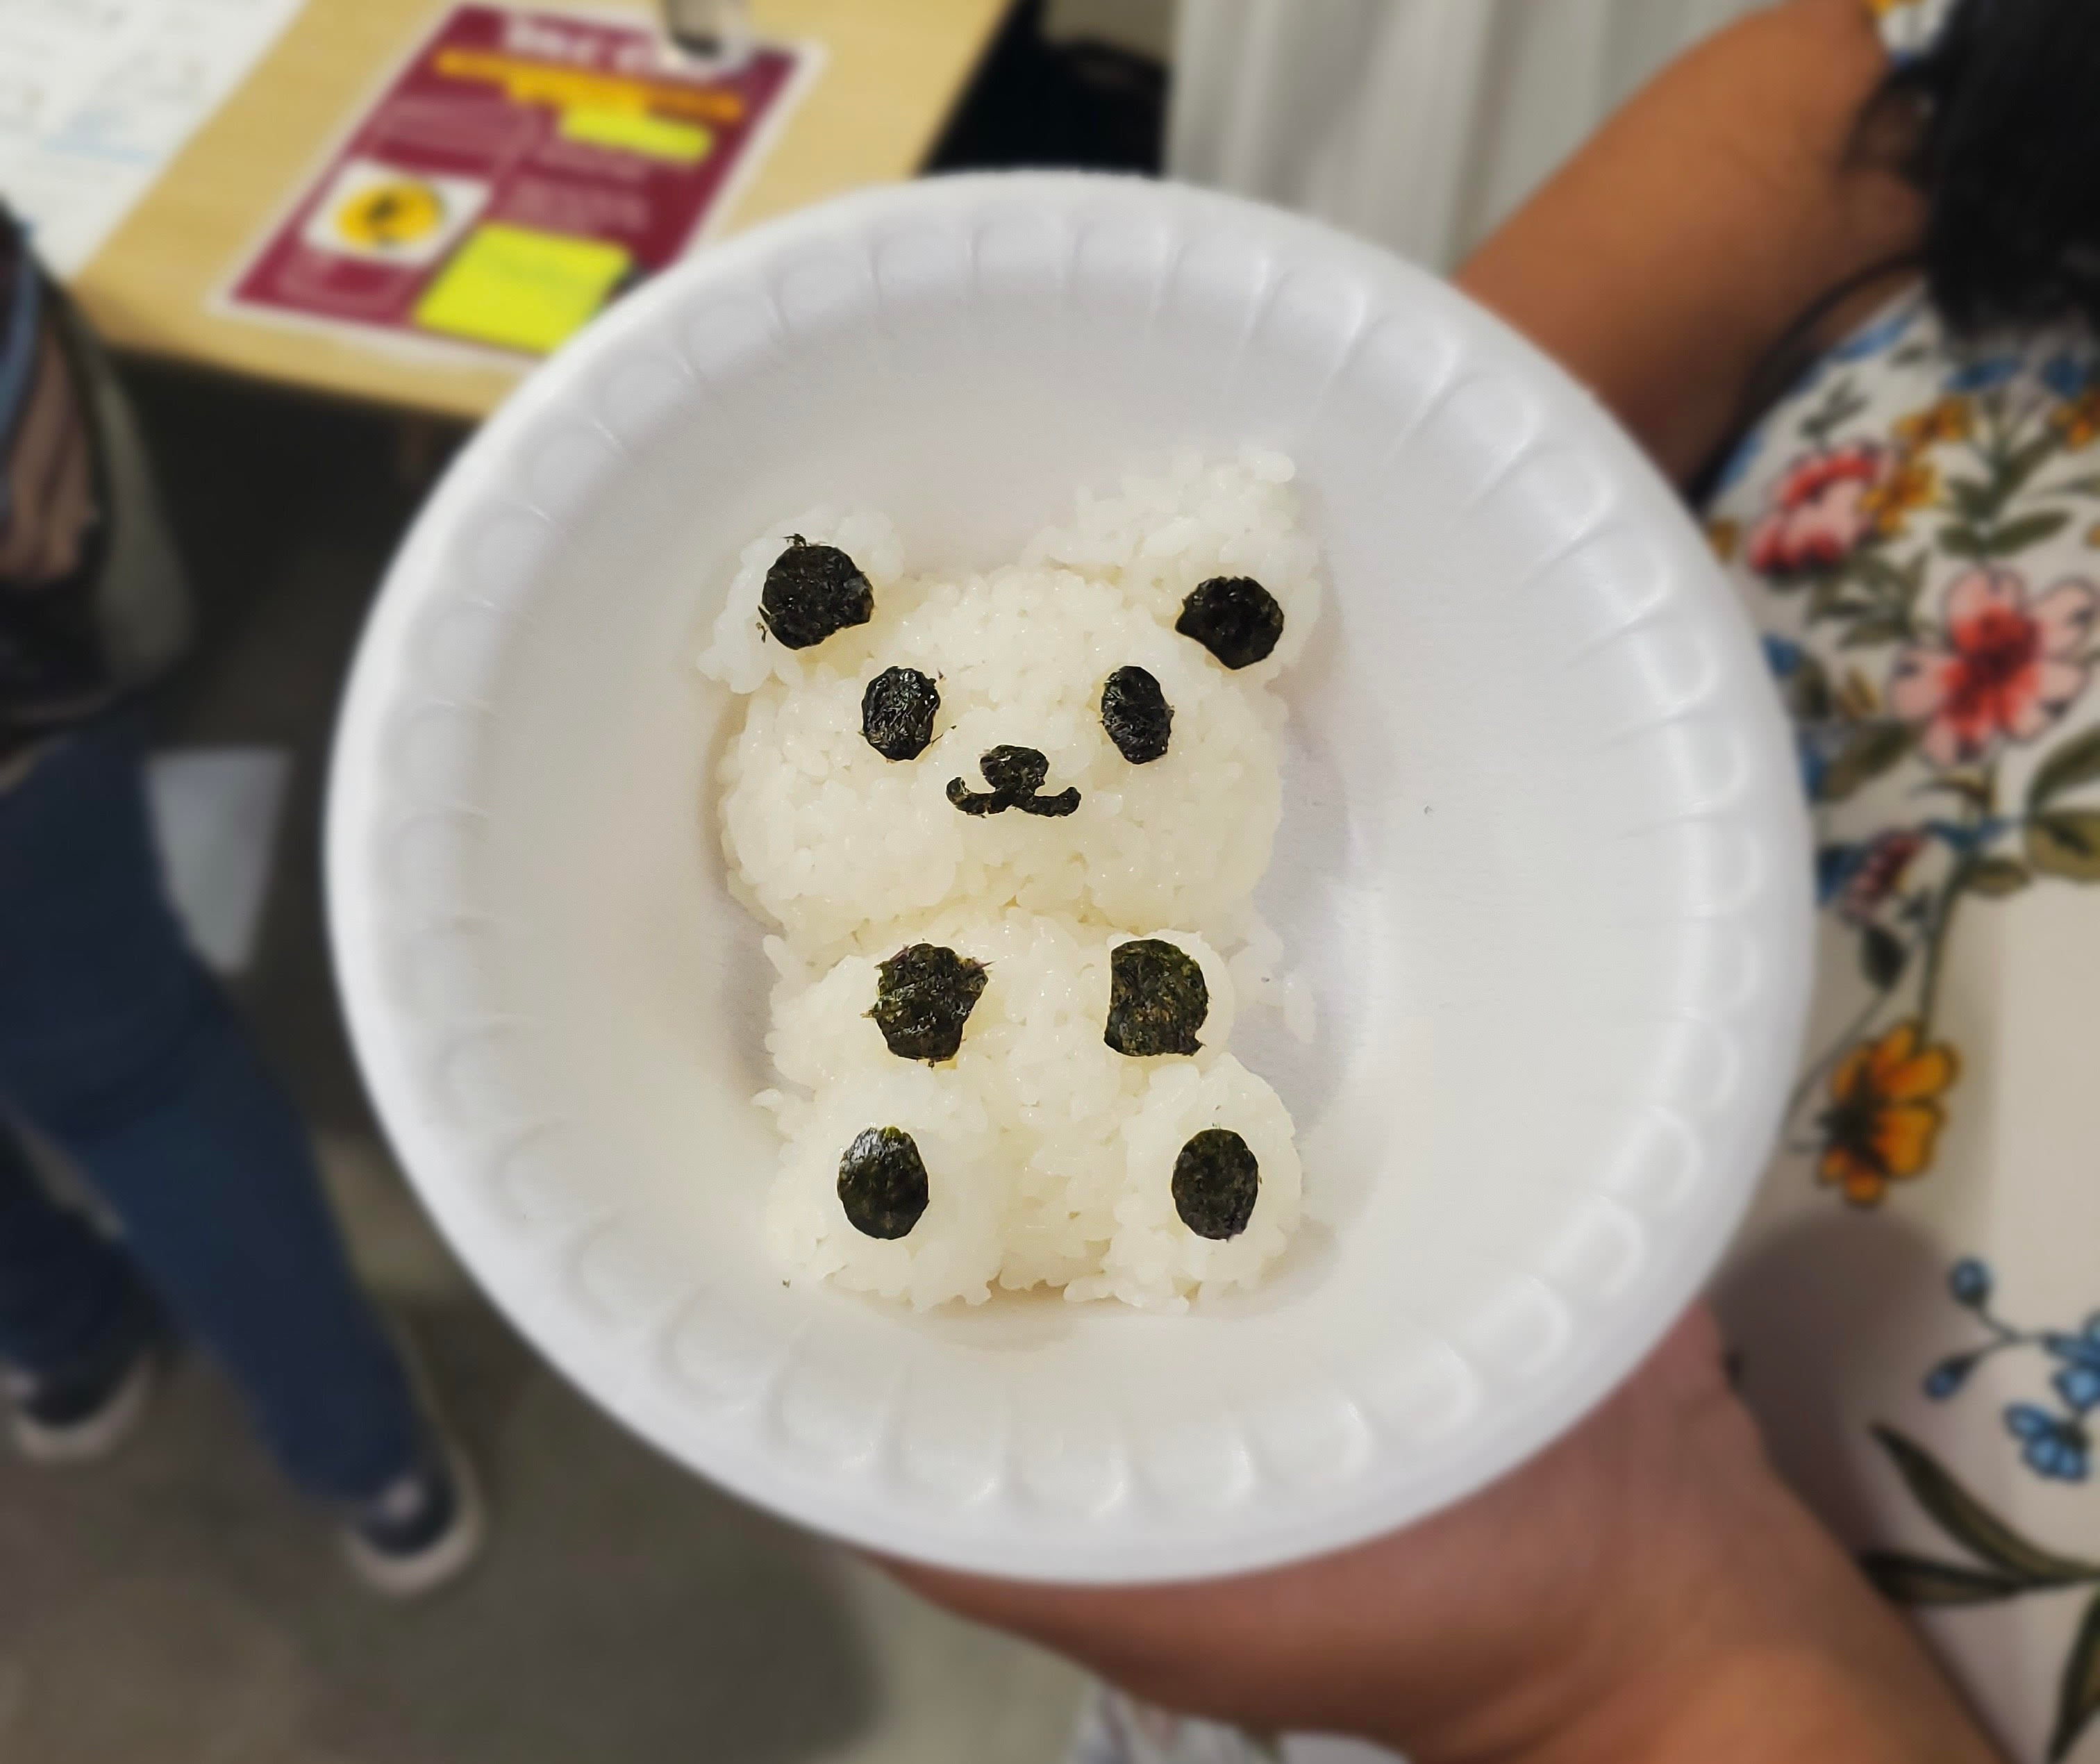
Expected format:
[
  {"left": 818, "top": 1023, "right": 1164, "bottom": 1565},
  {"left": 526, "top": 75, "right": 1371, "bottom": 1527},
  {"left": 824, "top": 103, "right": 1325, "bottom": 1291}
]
[{"left": 328, "top": 173, "right": 1811, "bottom": 1583}]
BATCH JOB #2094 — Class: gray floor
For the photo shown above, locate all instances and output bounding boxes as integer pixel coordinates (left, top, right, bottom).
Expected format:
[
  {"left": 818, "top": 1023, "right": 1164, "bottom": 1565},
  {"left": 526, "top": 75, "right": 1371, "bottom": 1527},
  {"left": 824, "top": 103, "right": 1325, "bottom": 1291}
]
[{"left": 0, "top": 371, "right": 1084, "bottom": 1764}]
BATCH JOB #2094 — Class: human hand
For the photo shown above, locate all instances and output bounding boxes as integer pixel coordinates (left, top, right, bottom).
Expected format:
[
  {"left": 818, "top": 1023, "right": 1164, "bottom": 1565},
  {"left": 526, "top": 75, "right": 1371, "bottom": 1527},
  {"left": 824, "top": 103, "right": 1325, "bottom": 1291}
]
[{"left": 888, "top": 1308, "right": 2002, "bottom": 1764}]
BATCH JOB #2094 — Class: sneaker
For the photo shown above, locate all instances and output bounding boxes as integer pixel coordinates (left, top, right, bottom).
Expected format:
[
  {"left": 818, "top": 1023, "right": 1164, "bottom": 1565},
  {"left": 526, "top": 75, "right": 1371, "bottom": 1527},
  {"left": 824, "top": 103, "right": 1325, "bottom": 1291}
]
[
  {"left": 5, "top": 1295, "right": 165, "bottom": 1465},
  {"left": 342, "top": 1427, "right": 485, "bottom": 1598}
]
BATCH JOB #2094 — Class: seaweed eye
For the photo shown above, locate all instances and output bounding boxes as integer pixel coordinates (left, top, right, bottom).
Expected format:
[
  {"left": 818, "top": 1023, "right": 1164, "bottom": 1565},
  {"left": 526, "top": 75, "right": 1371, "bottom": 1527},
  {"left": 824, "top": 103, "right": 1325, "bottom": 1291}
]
[
  {"left": 760, "top": 536, "right": 874, "bottom": 649},
  {"left": 1176, "top": 575, "right": 1284, "bottom": 669},
  {"left": 862, "top": 666, "right": 940, "bottom": 760},
  {"left": 1104, "top": 939, "right": 1208, "bottom": 1057},
  {"left": 1172, "top": 1128, "right": 1259, "bottom": 1238},
  {"left": 838, "top": 1126, "right": 929, "bottom": 1238},
  {"left": 1100, "top": 665, "right": 1172, "bottom": 764},
  {"left": 869, "top": 942, "right": 988, "bottom": 1061}
]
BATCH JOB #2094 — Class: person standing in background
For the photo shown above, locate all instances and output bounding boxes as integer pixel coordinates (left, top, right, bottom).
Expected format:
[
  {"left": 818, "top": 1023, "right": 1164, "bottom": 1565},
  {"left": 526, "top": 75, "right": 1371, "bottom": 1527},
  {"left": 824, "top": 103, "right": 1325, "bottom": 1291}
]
[{"left": 0, "top": 209, "right": 484, "bottom": 1597}]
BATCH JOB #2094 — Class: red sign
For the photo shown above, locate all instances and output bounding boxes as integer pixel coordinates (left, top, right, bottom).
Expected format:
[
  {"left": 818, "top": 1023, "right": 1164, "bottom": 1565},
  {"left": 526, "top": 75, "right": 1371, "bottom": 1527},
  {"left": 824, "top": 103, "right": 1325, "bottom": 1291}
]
[{"left": 226, "top": 5, "right": 811, "bottom": 358}]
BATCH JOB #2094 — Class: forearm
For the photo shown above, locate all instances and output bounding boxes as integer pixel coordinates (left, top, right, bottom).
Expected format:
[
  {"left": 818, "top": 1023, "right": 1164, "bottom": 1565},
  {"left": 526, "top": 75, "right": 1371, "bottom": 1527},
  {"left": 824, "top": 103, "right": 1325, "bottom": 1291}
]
[
  {"left": 1368, "top": 1364, "right": 2004, "bottom": 1764},
  {"left": 1488, "top": 1454, "right": 2004, "bottom": 1764},
  {"left": 1540, "top": 1640, "right": 2003, "bottom": 1764},
  {"left": 1456, "top": 0, "right": 1923, "bottom": 484}
]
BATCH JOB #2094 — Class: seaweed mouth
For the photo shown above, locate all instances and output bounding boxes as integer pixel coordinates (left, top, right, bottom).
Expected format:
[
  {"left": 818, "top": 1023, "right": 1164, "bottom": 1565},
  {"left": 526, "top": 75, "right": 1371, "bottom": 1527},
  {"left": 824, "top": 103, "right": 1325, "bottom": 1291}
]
[{"left": 945, "top": 744, "right": 1082, "bottom": 819}]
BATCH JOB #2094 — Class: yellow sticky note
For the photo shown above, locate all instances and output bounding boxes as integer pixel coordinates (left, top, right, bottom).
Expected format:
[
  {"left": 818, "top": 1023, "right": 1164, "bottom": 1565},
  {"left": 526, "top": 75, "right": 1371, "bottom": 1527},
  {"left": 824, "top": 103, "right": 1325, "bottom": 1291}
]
[
  {"left": 559, "top": 105, "right": 712, "bottom": 164},
  {"left": 413, "top": 223, "right": 631, "bottom": 355}
]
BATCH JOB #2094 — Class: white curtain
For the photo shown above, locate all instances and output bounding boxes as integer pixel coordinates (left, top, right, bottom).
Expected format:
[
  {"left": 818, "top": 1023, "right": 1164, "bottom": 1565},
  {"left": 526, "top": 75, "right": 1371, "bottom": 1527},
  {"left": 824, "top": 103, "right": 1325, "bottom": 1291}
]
[{"left": 1169, "top": 0, "right": 1766, "bottom": 272}]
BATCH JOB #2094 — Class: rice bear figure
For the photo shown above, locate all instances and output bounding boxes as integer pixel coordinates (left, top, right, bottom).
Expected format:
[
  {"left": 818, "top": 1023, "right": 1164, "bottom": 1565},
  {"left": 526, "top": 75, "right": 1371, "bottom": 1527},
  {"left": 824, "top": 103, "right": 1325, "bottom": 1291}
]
[{"left": 699, "top": 451, "right": 1318, "bottom": 1310}]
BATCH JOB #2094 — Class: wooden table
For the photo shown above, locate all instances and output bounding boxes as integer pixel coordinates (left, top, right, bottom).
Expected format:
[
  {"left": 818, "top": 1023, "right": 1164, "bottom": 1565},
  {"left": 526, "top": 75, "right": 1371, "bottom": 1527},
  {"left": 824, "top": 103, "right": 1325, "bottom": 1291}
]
[{"left": 68, "top": 0, "right": 1010, "bottom": 422}]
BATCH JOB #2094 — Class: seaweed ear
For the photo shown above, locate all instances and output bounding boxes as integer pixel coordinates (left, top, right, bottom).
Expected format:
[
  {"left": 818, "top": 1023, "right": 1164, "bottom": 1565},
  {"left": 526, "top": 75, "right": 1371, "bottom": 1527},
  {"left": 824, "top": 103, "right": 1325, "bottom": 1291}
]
[
  {"left": 759, "top": 537, "right": 874, "bottom": 649},
  {"left": 1174, "top": 576, "right": 1284, "bottom": 670}
]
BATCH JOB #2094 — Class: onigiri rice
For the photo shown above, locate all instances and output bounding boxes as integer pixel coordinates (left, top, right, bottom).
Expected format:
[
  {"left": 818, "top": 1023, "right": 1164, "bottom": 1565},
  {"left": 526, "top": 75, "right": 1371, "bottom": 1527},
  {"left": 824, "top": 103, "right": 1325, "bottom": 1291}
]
[{"left": 702, "top": 451, "right": 1319, "bottom": 1310}]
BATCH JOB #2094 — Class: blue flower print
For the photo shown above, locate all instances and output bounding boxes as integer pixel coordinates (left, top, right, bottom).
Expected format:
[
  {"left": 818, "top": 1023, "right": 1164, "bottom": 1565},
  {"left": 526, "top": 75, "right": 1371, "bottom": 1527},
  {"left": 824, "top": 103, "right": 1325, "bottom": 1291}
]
[
  {"left": 1817, "top": 843, "right": 1862, "bottom": 907},
  {"left": 1774, "top": 298, "right": 1918, "bottom": 401},
  {"left": 1872, "top": 1282, "right": 2100, "bottom": 1761},
  {"left": 1922, "top": 1259, "right": 2100, "bottom": 1483},
  {"left": 1712, "top": 426, "right": 1763, "bottom": 495},
  {"left": 2006, "top": 1404, "right": 2090, "bottom": 1481},
  {"left": 1924, "top": 1354, "right": 1977, "bottom": 1399},
  {"left": 2045, "top": 1316, "right": 2100, "bottom": 1413},
  {"left": 1797, "top": 735, "right": 1833, "bottom": 803},
  {"left": 1829, "top": 300, "right": 1918, "bottom": 365},
  {"left": 1944, "top": 354, "right": 2021, "bottom": 394},
  {"left": 2042, "top": 351, "right": 2096, "bottom": 402},
  {"left": 1949, "top": 1258, "right": 1992, "bottom": 1307},
  {"left": 1923, "top": 815, "right": 2012, "bottom": 856},
  {"left": 1762, "top": 634, "right": 1804, "bottom": 679}
]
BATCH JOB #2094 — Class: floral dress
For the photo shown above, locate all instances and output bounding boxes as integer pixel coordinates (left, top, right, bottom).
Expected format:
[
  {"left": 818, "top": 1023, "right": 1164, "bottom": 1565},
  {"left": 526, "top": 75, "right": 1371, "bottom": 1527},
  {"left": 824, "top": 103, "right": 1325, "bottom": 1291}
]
[{"left": 1701, "top": 287, "right": 2100, "bottom": 1764}]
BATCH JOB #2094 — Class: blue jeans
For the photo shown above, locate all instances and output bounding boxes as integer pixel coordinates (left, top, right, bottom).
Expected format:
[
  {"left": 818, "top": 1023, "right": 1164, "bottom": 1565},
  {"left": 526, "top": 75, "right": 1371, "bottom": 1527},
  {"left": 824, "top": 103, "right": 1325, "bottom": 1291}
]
[{"left": 0, "top": 717, "right": 419, "bottom": 1501}]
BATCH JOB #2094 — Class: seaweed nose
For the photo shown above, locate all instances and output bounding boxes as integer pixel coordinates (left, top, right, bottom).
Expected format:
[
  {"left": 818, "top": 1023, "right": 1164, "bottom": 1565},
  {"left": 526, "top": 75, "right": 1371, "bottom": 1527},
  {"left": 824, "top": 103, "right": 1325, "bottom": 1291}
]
[
  {"left": 978, "top": 745, "right": 1049, "bottom": 794},
  {"left": 947, "top": 744, "right": 1080, "bottom": 817}
]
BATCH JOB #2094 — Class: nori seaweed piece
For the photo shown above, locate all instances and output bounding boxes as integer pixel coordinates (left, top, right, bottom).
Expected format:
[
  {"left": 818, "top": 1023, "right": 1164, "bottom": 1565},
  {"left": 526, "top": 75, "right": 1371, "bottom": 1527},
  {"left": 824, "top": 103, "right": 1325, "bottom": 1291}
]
[
  {"left": 870, "top": 942, "right": 988, "bottom": 1061},
  {"left": 946, "top": 777, "right": 1005, "bottom": 816},
  {"left": 1100, "top": 665, "right": 1173, "bottom": 764},
  {"left": 980, "top": 744, "right": 1049, "bottom": 794},
  {"left": 1176, "top": 575, "right": 1285, "bottom": 669},
  {"left": 946, "top": 745, "right": 1082, "bottom": 817},
  {"left": 1172, "top": 1128, "right": 1260, "bottom": 1239},
  {"left": 837, "top": 1125, "right": 930, "bottom": 1239},
  {"left": 760, "top": 536, "right": 874, "bottom": 649},
  {"left": 1104, "top": 938, "right": 1208, "bottom": 1057},
  {"left": 861, "top": 666, "right": 940, "bottom": 760}
]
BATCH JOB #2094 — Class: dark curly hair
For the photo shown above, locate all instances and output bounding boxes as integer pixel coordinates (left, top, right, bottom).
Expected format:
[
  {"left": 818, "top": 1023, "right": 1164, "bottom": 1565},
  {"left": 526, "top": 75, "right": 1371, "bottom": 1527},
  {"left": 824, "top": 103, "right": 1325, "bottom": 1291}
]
[{"left": 1879, "top": 0, "right": 2100, "bottom": 333}]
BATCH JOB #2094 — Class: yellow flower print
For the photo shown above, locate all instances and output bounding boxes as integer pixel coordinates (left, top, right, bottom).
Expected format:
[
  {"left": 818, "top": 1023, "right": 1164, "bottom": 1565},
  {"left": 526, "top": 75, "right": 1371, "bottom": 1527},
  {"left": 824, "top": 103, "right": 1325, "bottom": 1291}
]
[
  {"left": 1706, "top": 517, "right": 1739, "bottom": 563},
  {"left": 1818, "top": 1020, "right": 1960, "bottom": 1206},
  {"left": 1892, "top": 396, "right": 1971, "bottom": 454},
  {"left": 2055, "top": 388, "right": 2100, "bottom": 451},
  {"left": 1860, "top": 456, "right": 1938, "bottom": 536}
]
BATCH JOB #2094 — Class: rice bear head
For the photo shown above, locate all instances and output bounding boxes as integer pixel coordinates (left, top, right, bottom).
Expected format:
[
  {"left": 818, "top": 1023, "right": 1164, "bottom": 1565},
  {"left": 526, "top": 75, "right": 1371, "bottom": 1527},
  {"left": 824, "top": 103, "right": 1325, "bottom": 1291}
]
[{"left": 703, "top": 455, "right": 1320, "bottom": 962}]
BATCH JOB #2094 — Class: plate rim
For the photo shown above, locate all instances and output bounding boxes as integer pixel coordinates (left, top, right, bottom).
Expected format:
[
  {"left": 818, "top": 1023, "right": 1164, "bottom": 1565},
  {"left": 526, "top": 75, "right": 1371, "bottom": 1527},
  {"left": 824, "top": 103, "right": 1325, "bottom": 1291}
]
[{"left": 325, "top": 169, "right": 1813, "bottom": 1582}]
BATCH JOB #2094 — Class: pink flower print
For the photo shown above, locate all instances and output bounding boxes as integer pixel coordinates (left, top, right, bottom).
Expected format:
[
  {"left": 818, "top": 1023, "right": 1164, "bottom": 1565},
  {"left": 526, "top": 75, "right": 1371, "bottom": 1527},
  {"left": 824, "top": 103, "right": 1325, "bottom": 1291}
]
[
  {"left": 1890, "top": 568, "right": 2100, "bottom": 766},
  {"left": 1745, "top": 444, "right": 1888, "bottom": 576}
]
